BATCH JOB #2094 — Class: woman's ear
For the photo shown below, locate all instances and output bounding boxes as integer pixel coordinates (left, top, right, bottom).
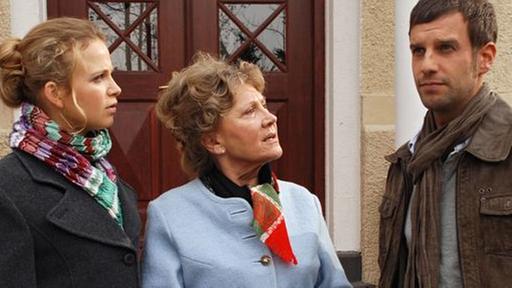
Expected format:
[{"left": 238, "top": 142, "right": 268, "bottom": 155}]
[
  {"left": 478, "top": 42, "right": 497, "bottom": 75},
  {"left": 201, "top": 132, "right": 226, "bottom": 155},
  {"left": 41, "top": 81, "right": 65, "bottom": 109}
]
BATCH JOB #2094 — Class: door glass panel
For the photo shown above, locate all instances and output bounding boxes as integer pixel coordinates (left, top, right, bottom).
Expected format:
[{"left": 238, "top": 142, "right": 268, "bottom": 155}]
[
  {"left": 239, "top": 43, "right": 278, "bottom": 72},
  {"left": 257, "top": 10, "right": 285, "bottom": 65},
  {"left": 218, "top": 3, "right": 286, "bottom": 72},
  {"left": 111, "top": 42, "right": 150, "bottom": 71},
  {"left": 225, "top": 4, "right": 279, "bottom": 33},
  {"left": 88, "top": 1, "right": 159, "bottom": 71},
  {"left": 96, "top": 2, "right": 141, "bottom": 29},
  {"left": 219, "top": 10, "right": 248, "bottom": 56},
  {"left": 129, "top": 9, "right": 158, "bottom": 64},
  {"left": 89, "top": 9, "right": 118, "bottom": 47}
]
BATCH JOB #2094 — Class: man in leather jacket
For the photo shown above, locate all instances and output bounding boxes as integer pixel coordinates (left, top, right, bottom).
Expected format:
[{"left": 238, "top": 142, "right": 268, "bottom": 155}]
[{"left": 378, "top": 1, "right": 512, "bottom": 287}]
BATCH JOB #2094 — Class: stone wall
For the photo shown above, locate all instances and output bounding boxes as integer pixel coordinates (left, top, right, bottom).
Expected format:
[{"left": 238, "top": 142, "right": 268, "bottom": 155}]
[
  {"left": 0, "top": 0, "right": 12, "bottom": 158},
  {"left": 361, "top": 0, "right": 395, "bottom": 126},
  {"left": 487, "top": 0, "right": 512, "bottom": 103},
  {"left": 361, "top": 126, "right": 394, "bottom": 284},
  {"left": 360, "top": 0, "right": 395, "bottom": 284}
]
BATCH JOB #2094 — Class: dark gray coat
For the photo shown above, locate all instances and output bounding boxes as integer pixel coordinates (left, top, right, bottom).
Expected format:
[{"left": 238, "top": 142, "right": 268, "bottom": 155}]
[{"left": 0, "top": 149, "right": 141, "bottom": 288}]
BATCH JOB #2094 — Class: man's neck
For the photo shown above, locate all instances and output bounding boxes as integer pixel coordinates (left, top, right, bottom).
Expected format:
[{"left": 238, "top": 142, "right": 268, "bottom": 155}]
[{"left": 433, "top": 82, "right": 485, "bottom": 127}]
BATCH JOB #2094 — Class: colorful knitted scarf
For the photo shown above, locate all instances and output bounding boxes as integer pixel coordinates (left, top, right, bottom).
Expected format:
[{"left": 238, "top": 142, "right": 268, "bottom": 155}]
[
  {"left": 9, "top": 102, "right": 123, "bottom": 226},
  {"left": 251, "top": 173, "right": 297, "bottom": 265}
]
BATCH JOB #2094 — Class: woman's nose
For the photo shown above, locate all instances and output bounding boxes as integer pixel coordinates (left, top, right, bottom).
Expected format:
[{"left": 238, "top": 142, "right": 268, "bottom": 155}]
[
  {"left": 109, "top": 78, "right": 122, "bottom": 97},
  {"left": 262, "top": 108, "right": 277, "bottom": 127}
]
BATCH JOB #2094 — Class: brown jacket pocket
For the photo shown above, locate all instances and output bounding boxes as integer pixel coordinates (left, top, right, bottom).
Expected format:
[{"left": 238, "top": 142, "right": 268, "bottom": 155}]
[{"left": 480, "top": 194, "right": 512, "bottom": 255}]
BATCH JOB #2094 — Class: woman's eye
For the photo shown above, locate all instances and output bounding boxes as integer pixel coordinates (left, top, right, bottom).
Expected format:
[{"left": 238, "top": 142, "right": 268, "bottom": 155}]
[
  {"left": 244, "top": 107, "right": 256, "bottom": 115},
  {"left": 93, "top": 74, "right": 105, "bottom": 82}
]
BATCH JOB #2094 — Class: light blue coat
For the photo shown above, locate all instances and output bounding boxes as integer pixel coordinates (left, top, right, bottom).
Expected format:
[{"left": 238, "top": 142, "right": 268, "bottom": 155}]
[{"left": 142, "top": 178, "right": 352, "bottom": 288}]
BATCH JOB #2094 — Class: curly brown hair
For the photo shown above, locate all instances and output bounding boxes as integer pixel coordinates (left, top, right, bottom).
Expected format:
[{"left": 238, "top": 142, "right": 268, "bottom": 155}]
[{"left": 156, "top": 52, "right": 264, "bottom": 176}]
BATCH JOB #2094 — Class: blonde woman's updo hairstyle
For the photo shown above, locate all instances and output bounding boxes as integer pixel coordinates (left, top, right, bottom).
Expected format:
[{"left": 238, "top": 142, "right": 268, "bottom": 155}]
[
  {"left": 0, "top": 17, "right": 105, "bottom": 107},
  {"left": 156, "top": 52, "right": 265, "bottom": 176}
]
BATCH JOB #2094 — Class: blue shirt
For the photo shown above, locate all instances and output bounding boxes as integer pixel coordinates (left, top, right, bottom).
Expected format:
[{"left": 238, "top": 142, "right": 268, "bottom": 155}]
[{"left": 142, "top": 178, "right": 352, "bottom": 288}]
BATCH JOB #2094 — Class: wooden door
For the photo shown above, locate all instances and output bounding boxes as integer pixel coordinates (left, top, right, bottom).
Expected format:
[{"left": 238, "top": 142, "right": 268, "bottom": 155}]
[{"left": 47, "top": 0, "right": 325, "bottom": 223}]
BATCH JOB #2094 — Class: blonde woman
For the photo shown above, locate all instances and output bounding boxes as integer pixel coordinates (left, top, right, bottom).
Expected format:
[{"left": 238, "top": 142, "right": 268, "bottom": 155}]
[{"left": 0, "top": 18, "right": 141, "bottom": 287}]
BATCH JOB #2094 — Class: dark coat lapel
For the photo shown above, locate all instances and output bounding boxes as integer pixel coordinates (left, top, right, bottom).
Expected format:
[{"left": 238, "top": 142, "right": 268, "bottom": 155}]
[
  {"left": 118, "top": 178, "right": 141, "bottom": 247},
  {"left": 15, "top": 150, "right": 138, "bottom": 252}
]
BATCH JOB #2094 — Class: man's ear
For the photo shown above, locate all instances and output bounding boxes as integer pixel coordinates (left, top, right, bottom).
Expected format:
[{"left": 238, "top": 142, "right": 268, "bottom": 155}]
[
  {"left": 41, "top": 81, "right": 65, "bottom": 109},
  {"left": 201, "top": 132, "right": 226, "bottom": 155},
  {"left": 478, "top": 42, "right": 497, "bottom": 75}
]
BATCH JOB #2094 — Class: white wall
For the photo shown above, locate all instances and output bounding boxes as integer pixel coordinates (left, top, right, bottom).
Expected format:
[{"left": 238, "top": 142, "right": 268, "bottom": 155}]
[
  {"left": 325, "top": 0, "right": 361, "bottom": 251},
  {"left": 395, "top": 0, "right": 426, "bottom": 146},
  {"left": 10, "top": 0, "right": 46, "bottom": 37},
  {"left": 10, "top": 0, "right": 46, "bottom": 121}
]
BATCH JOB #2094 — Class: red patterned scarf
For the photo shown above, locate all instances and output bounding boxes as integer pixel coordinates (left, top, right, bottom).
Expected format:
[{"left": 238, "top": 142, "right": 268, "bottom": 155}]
[
  {"left": 251, "top": 173, "right": 297, "bottom": 265},
  {"left": 9, "top": 102, "right": 123, "bottom": 226}
]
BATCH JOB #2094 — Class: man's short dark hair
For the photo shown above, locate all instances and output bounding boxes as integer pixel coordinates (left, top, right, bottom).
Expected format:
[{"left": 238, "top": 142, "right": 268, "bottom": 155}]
[{"left": 409, "top": 0, "right": 497, "bottom": 49}]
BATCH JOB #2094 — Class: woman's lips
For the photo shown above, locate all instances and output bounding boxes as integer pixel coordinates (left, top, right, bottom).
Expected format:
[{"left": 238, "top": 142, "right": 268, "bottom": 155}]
[
  {"left": 106, "top": 104, "right": 117, "bottom": 114},
  {"left": 263, "top": 132, "right": 278, "bottom": 143}
]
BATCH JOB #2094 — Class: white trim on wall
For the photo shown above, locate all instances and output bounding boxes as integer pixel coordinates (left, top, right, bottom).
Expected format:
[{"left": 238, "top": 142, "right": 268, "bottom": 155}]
[
  {"left": 10, "top": 0, "right": 46, "bottom": 37},
  {"left": 10, "top": 0, "right": 47, "bottom": 122},
  {"left": 395, "top": 0, "right": 426, "bottom": 146},
  {"left": 325, "top": 0, "right": 361, "bottom": 251}
]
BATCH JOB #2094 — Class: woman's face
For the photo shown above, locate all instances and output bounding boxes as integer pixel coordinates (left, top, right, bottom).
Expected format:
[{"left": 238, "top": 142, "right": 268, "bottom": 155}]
[
  {"left": 213, "top": 83, "right": 282, "bottom": 170},
  {"left": 65, "top": 39, "right": 121, "bottom": 133}
]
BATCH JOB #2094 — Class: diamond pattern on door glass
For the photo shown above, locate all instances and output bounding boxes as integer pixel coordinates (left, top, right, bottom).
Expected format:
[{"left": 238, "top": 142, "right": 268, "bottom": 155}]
[
  {"left": 239, "top": 43, "right": 278, "bottom": 72},
  {"left": 87, "top": 1, "right": 159, "bottom": 72},
  {"left": 129, "top": 10, "right": 158, "bottom": 66},
  {"left": 256, "top": 10, "right": 285, "bottom": 66},
  {"left": 89, "top": 9, "right": 118, "bottom": 47},
  {"left": 219, "top": 10, "right": 248, "bottom": 56},
  {"left": 110, "top": 42, "right": 152, "bottom": 71},
  {"left": 218, "top": 3, "right": 286, "bottom": 72},
  {"left": 225, "top": 4, "right": 279, "bottom": 33}
]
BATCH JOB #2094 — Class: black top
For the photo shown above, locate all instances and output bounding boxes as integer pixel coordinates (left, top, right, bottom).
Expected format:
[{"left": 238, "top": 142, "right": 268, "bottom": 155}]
[{"left": 200, "top": 164, "right": 273, "bottom": 206}]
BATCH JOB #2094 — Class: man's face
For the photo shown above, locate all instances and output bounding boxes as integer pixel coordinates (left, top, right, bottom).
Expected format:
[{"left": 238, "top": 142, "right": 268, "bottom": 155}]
[{"left": 409, "top": 12, "right": 483, "bottom": 126}]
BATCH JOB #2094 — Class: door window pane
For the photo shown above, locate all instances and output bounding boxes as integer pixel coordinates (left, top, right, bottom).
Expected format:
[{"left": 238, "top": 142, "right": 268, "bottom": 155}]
[
  {"left": 257, "top": 10, "right": 285, "bottom": 66},
  {"left": 219, "top": 10, "right": 247, "bottom": 56},
  {"left": 225, "top": 4, "right": 279, "bottom": 33},
  {"left": 88, "top": 1, "right": 159, "bottom": 72},
  {"left": 219, "top": 3, "right": 286, "bottom": 72},
  {"left": 239, "top": 43, "right": 278, "bottom": 72}
]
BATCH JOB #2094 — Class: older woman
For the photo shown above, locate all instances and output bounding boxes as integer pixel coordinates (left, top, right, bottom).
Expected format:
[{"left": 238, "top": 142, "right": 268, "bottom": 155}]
[{"left": 142, "top": 53, "right": 351, "bottom": 288}]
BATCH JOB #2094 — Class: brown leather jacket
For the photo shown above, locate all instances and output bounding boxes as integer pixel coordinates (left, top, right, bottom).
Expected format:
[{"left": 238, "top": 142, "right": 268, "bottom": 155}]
[{"left": 378, "top": 96, "right": 512, "bottom": 288}]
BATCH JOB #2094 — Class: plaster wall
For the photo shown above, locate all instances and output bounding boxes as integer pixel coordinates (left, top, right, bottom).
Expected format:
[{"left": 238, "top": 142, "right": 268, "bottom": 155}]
[
  {"left": 0, "top": 0, "right": 9, "bottom": 40},
  {"left": 360, "top": 0, "right": 395, "bottom": 284},
  {"left": 0, "top": 0, "right": 11, "bottom": 157},
  {"left": 0, "top": 0, "right": 12, "bottom": 145},
  {"left": 361, "top": 0, "right": 395, "bottom": 126},
  {"left": 488, "top": 0, "right": 512, "bottom": 102},
  {"left": 361, "top": 125, "right": 394, "bottom": 284}
]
